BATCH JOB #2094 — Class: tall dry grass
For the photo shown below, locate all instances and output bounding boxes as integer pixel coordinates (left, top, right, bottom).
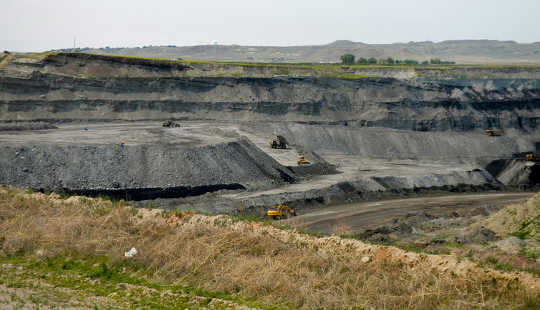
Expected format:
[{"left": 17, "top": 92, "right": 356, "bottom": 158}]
[{"left": 0, "top": 187, "right": 538, "bottom": 309}]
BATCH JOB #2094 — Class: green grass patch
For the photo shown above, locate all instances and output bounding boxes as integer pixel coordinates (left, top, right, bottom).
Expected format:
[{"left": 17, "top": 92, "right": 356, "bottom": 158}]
[
  {"left": 519, "top": 247, "right": 540, "bottom": 260},
  {"left": 0, "top": 255, "right": 282, "bottom": 310},
  {"left": 510, "top": 214, "right": 540, "bottom": 240},
  {"left": 323, "top": 73, "right": 372, "bottom": 79},
  {"left": 510, "top": 230, "right": 530, "bottom": 240},
  {"left": 232, "top": 213, "right": 263, "bottom": 222},
  {"left": 47, "top": 52, "right": 540, "bottom": 73},
  {"left": 444, "top": 241, "right": 464, "bottom": 248},
  {"left": 292, "top": 227, "right": 325, "bottom": 238},
  {"left": 479, "top": 256, "right": 540, "bottom": 276}
]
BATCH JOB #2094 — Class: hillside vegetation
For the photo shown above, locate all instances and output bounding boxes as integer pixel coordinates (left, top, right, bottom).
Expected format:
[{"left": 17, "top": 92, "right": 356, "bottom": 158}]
[
  {"left": 4, "top": 52, "right": 540, "bottom": 81},
  {"left": 60, "top": 40, "right": 540, "bottom": 64},
  {"left": 1, "top": 187, "right": 539, "bottom": 309}
]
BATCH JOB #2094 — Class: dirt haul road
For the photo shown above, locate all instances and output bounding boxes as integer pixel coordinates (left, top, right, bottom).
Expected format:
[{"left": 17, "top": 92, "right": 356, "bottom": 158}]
[{"left": 285, "top": 192, "right": 535, "bottom": 235}]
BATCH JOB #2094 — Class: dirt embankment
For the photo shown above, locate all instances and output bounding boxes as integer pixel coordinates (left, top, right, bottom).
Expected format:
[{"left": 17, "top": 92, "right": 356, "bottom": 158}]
[
  {"left": 287, "top": 192, "right": 534, "bottom": 235},
  {"left": 0, "top": 136, "right": 296, "bottom": 195},
  {"left": 284, "top": 192, "right": 540, "bottom": 286}
]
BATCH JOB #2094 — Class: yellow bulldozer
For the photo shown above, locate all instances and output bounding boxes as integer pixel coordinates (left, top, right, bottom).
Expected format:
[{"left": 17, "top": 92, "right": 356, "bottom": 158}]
[
  {"left": 266, "top": 204, "right": 297, "bottom": 220},
  {"left": 297, "top": 155, "right": 312, "bottom": 166},
  {"left": 269, "top": 135, "right": 288, "bottom": 149}
]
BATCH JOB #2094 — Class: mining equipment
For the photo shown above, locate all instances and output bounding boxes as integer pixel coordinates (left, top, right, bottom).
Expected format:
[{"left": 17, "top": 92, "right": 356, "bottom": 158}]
[
  {"left": 269, "top": 135, "right": 288, "bottom": 149},
  {"left": 266, "top": 204, "right": 297, "bottom": 220},
  {"left": 510, "top": 152, "right": 538, "bottom": 162},
  {"left": 297, "top": 155, "right": 312, "bottom": 166},
  {"left": 485, "top": 129, "right": 503, "bottom": 136},
  {"left": 162, "top": 121, "right": 181, "bottom": 128}
]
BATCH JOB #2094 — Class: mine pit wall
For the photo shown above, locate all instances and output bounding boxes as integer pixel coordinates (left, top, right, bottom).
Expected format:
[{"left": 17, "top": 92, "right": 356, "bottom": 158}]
[
  {"left": 0, "top": 139, "right": 297, "bottom": 195},
  {"left": 2, "top": 55, "right": 540, "bottom": 210},
  {"left": 1, "top": 74, "right": 539, "bottom": 133}
]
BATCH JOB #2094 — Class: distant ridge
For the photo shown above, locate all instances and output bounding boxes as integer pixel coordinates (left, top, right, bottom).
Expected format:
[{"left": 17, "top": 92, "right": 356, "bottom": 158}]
[{"left": 56, "top": 40, "right": 540, "bottom": 64}]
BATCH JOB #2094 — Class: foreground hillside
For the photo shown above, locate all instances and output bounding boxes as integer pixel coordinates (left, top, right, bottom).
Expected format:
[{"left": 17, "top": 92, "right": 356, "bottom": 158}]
[{"left": 1, "top": 187, "right": 539, "bottom": 309}]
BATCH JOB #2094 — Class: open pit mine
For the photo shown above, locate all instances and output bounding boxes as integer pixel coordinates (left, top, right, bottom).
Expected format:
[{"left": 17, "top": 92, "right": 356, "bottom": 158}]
[{"left": 0, "top": 52, "right": 539, "bottom": 221}]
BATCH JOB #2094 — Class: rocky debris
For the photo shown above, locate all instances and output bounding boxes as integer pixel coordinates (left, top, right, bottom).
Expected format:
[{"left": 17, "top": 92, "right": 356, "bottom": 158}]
[
  {"left": 420, "top": 217, "right": 475, "bottom": 231},
  {"left": 487, "top": 159, "right": 540, "bottom": 186},
  {"left": 357, "top": 205, "right": 506, "bottom": 245},
  {"left": 0, "top": 122, "right": 57, "bottom": 131},
  {"left": 494, "top": 237, "right": 527, "bottom": 255},
  {"left": 359, "top": 212, "right": 433, "bottom": 242},
  {"left": 451, "top": 226, "right": 499, "bottom": 244}
]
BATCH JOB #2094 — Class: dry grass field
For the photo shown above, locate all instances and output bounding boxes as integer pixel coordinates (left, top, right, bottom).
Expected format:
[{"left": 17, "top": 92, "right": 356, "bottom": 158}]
[{"left": 0, "top": 186, "right": 539, "bottom": 309}]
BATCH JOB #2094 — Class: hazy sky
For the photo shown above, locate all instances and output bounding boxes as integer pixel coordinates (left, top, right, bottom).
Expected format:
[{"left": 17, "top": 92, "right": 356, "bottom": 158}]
[{"left": 2, "top": 0, "right": 540, "bottom": 52}]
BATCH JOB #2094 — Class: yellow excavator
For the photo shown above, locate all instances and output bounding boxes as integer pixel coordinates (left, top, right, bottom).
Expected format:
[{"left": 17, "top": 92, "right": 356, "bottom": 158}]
[{"left": 266, "top": 204, "right": 297, "bottom": 220}]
